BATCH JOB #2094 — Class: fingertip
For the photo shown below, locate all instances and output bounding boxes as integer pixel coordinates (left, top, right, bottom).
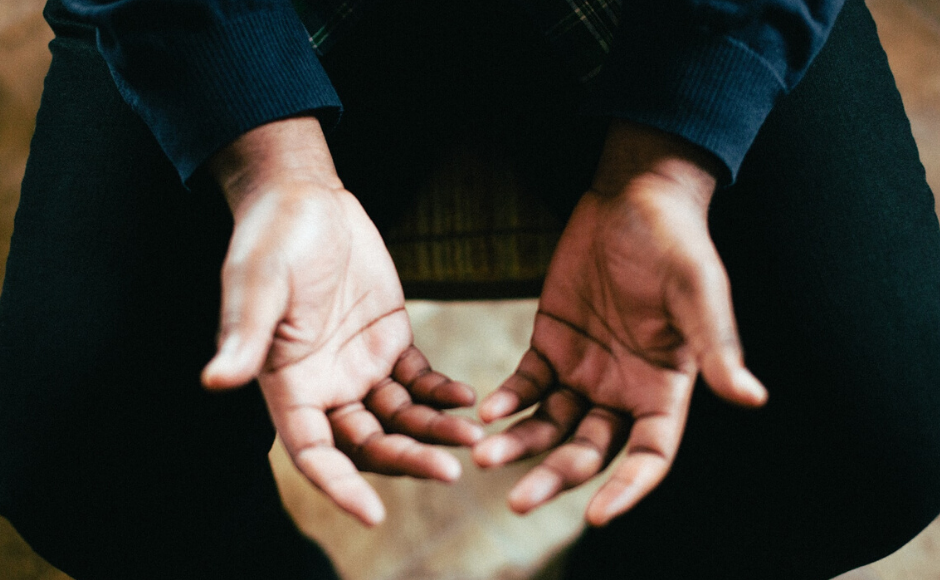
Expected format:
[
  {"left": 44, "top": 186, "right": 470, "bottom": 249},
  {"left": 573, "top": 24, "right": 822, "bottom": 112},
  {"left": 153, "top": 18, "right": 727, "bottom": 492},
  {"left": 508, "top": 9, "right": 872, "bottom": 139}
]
[
  {"left": 472, "top": 436, "right": 512, "bottom": 467},
  {"left": 733, "top": 368, "right": 768, "bottom": 407},
  {"left": 437, "top": 454, "right": 463, "bottom": 483},
  {"left": 461, "top": 422, "right": 486, "bottom": 445},
  {"left": 451, "top": 381, "right": 478, "bottom": 407},
  {"left": 507, "top": 486, "right": 535, "bottom": 515},
  {"left": 201, "top": 333, "right": 268, "bottom": 390},
  {"left": 701, "top": 353, "right": 768, "bottom": 408},
  {"left": 423, "top": 380, "right": 477, "bottom": 409},
  {"left": 298, "top": 447, "right": 387, "bottom": 527},
  {"left": 201, "top": 356, "right": 249, "bottom": 390},
  {"left": 585, "top": 486, "right": 636, "bottom": 528},
  {"left": 200, "top": 365, "right": 225, "bottom": 390},
  {"left": 417, "top": 447, "right": 465, "bottom": 482},
  {"left": 359, "top": 495, "right": 387, "bottom": 527},
  {"left": 584, "top": 505, "right": 613, "bottom": 528},
  {"left": 507, "top": 469, "right": 562, "bottom": 514},
  {"left": 479, "top": 390, "right": 519, "bottom": 423},
  {"left": 342, "top": 482, "right": 386, "bottom": 526}
]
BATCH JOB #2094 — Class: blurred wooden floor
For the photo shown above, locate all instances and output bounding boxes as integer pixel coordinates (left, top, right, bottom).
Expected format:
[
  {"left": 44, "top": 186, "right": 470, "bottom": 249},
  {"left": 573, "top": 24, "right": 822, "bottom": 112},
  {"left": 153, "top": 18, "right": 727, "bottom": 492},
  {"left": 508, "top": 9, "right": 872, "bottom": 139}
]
[{"left": 0, "top": 1, "right": 938, "bottom": 579}]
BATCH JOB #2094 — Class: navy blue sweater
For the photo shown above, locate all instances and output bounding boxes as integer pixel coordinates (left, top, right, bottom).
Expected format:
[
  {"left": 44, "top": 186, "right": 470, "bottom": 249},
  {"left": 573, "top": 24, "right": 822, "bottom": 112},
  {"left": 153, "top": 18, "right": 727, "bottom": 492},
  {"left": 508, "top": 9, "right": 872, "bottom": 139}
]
[{"left": 63, "top": 0, "right": 845, "bottom": 184}]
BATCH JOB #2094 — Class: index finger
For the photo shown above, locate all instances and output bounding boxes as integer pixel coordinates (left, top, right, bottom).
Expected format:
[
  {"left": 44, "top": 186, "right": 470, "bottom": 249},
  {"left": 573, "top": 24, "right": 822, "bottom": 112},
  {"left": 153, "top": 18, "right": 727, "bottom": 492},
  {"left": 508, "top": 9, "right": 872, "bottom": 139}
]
[
  {"left": 584, "top": 403, "right": 689, "bottom": 527},
  {"left": 274, "top": 403, "right": 386, "bottom": 526}
]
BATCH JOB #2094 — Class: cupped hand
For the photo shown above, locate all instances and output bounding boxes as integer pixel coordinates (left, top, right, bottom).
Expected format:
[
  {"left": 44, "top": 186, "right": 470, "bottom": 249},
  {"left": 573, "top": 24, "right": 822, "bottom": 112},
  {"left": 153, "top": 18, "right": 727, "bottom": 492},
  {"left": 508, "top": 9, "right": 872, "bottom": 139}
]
[
  {"left": 473, "top": 121, "right": 767, "bottom": 526},
  {"left": 201, "top": 117, "right": 483, "bottom": 526}
]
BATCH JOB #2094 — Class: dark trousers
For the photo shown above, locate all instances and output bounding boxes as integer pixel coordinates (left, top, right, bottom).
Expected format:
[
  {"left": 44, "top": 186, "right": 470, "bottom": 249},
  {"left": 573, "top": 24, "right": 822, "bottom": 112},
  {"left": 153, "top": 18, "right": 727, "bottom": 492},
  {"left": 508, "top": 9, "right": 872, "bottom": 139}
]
[
  {"left": 0, "top": 0, "right": 938, "bottom": 579},
  {"left": 0, "top": 3, "right": 338, "bottom": 579},
  {"left": 566, "top": 1, "right": 940, "bottom": 578}
]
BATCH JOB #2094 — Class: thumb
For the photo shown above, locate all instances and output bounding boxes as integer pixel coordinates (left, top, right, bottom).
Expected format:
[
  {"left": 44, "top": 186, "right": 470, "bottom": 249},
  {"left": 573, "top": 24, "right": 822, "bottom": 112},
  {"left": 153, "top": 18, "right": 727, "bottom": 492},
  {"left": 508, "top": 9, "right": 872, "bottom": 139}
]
[
  {"left": 202, "top": 257, "right": 288, "bottom": 389},
  {"left": 668, "top": 256, "right": 768, "bottom": 407}
]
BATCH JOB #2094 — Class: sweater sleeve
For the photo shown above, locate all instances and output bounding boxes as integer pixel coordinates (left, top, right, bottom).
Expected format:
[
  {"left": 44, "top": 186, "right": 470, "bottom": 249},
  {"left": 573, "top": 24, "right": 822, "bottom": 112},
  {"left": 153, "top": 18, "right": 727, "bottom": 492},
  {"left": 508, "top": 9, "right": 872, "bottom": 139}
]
[
  {"left": 583, "top": 0, "right": 846, "bottom": 183},
  {"left": 61, "top": 0, "right": 342, "bottom": 183}
]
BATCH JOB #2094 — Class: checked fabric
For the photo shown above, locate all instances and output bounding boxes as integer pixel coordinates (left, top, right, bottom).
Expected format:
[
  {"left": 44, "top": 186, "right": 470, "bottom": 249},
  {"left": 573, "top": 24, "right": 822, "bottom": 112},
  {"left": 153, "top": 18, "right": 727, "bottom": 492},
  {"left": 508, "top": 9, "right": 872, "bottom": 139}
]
[{"left": 292, "top": 0, "right": 624, "bottom": 82}]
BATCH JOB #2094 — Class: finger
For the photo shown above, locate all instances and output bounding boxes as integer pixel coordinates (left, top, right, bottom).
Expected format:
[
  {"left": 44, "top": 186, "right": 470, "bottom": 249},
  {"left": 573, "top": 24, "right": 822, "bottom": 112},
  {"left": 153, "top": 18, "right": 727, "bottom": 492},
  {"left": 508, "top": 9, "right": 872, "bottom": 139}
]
[
  {"left": 508, "top": 407, "right": 631, "bottom": 514},
  {"left": 330, "top": 403, "right": 463, "bottom": 482},
  {"left": 584, "top": 406, "right": 687, "bottom": 527},
  {"left": 479, "top": 348, "right": 556, "bottom": 423},
  {"left": 202, "top": 256, "right": 288, "bottom": 390},
  {"left": 473, "top": 387, "right": 589, "bottom": 468},
  {"left": 667, "top": 257, "right": 768, "bottom": 407},
  {"left": 277, "top": 405, "right": 386, "bottom": 526},
  {"left": 365, "top": 379, "right": 484, "bottom": 446},
  {"left": 393, "top": 346, "right": 476, "bottom": 408}
]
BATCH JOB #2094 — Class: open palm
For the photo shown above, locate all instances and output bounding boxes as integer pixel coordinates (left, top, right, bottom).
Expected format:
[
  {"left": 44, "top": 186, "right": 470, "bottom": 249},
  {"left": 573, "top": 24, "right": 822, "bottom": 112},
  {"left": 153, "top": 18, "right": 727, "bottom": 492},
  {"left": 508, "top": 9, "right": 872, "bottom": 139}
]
[
  {"left": 474, "top": 123, "right": 767, "bottom": 526},
  {"left": 202, "top": 118, "right": 482, "bottom": 526}
]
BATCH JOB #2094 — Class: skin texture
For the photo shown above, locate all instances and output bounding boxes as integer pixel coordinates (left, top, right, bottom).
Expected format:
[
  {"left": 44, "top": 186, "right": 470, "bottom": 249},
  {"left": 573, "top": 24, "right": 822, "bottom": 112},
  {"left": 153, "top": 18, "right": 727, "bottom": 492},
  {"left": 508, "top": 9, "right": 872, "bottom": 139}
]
[
  {"left": 472, "top": 120, "right": 768, "bottom": 526},
  {"left": 199, "top": 115, "right": 766, "bottom": 528},
  {"left": 201, "top": 117, "right": 484, "bottom": 526}
]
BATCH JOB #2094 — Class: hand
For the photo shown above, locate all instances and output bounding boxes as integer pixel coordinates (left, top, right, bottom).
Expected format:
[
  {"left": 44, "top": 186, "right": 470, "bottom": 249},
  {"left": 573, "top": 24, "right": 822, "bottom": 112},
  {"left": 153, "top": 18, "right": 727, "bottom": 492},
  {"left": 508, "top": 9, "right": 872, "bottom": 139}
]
[
  {"left": 201, "top": 117, "right": 483, "bottom": 526},
  {"left": 473, "top": 121, "right": 767, "bottom": 526}
]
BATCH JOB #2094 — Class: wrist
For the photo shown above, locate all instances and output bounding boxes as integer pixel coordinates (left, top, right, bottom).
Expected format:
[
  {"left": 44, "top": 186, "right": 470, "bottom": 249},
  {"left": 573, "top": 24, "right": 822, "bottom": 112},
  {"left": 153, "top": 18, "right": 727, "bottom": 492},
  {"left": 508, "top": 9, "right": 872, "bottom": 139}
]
[
  {"left": 591, "top": 120, "right": 720, "bottom": 211},
  {"left": 208, "top": 116, "right": 345, "bottom": 219}
]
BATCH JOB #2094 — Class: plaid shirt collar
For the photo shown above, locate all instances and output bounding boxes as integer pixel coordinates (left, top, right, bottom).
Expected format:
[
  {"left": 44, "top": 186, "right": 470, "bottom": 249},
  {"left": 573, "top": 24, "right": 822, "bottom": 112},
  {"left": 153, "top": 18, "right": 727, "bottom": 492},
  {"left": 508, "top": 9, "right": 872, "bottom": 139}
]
[{"left": 292, "top": 0, "right": 623, "bottom": 82}]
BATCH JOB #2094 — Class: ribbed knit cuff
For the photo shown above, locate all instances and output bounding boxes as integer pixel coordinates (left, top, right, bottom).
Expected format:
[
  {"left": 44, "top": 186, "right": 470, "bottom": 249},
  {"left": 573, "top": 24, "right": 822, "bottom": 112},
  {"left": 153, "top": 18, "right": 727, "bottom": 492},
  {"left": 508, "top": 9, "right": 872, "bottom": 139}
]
[
  {"left": 583, "top": 21, "right": 786, "bottom": 185},
  {"left": 106, "top": 8, "right": 341, "bottom": 183}
]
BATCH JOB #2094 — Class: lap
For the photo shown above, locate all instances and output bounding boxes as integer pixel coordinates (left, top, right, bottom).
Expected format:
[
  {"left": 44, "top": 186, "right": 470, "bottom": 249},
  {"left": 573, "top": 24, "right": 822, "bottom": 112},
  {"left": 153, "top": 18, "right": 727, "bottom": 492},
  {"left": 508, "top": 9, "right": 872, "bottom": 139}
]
[{"left": 1, "top": 0, "right": 937, "bottom": 578}]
